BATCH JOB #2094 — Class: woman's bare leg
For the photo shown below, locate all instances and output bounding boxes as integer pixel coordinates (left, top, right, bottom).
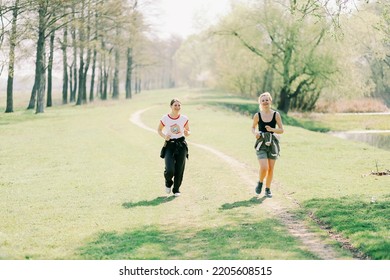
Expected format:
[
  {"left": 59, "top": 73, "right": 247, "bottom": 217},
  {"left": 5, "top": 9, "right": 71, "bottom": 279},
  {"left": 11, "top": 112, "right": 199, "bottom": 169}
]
[{"left": 265, "top": 159, "right": 276, "bottom": 188}]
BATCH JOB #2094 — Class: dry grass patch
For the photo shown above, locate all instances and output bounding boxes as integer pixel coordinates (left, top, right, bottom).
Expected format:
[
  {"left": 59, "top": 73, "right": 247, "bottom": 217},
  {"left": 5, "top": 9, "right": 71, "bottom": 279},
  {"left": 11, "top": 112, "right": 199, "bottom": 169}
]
[{"left": 315, "top": 98, "right": 389, "bottom": 113}]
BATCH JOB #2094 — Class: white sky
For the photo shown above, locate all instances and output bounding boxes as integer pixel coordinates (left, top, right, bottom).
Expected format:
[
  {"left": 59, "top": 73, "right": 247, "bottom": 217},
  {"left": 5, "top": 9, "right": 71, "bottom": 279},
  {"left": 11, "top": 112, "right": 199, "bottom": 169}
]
[{"left": 154, "top": 0, "right": 232, "bottom": 38}]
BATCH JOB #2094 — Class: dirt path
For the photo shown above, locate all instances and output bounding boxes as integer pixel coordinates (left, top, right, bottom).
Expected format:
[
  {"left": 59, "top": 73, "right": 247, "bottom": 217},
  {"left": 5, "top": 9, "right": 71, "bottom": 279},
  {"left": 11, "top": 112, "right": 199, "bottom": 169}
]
[{"left": 130, "top": 108, "right": 355, "bottom": 260}]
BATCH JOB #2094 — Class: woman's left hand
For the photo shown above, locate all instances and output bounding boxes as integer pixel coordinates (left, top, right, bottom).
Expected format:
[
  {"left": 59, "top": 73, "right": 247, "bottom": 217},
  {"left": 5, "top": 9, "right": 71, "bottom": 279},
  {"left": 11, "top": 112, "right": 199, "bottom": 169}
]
[{"left": 265, "top": 125, "right": 273, "bottom": 132}]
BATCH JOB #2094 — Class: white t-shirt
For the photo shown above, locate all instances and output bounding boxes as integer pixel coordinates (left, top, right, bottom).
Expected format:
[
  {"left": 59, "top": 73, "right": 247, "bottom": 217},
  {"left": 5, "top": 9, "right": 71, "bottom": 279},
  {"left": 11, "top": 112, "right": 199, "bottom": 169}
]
[{"left": 160, "top": 114, "right": 189, "bottom": 139}]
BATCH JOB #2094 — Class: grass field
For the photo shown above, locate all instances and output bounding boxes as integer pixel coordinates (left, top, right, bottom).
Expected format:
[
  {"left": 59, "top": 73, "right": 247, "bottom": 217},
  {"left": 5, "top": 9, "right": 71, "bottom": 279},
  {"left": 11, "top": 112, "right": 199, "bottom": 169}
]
[{"left": 0, "top": 88, "right": 389, "bottom": 260}]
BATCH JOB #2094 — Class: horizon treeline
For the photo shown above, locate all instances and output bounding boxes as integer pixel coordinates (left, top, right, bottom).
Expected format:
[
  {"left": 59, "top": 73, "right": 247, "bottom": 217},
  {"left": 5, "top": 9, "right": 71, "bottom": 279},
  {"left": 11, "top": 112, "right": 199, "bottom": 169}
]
[{"left": 1, "top": 0, "right": 390, "bottom": 115}]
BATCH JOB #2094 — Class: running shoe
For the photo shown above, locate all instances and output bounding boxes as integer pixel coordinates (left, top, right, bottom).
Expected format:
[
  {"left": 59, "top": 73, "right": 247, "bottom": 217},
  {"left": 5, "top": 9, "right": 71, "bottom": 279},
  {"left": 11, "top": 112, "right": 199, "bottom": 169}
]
[
  {"left": 265, "top": 188, "right": 272, "bottom": 198},
  {"left": 255, "top": 182, "right": 263, "bottom": 195}
]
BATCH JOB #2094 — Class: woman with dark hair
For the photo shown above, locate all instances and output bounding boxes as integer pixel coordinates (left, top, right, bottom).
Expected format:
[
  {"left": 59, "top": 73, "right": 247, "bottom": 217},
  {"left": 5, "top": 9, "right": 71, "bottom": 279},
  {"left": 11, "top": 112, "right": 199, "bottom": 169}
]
[{"left": 157, "top": 98, "right": 191, "bottom": 197}]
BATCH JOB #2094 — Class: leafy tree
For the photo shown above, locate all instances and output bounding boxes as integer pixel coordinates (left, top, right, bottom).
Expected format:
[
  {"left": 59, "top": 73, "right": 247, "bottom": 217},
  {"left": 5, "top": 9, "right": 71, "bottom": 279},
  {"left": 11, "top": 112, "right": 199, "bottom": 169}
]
[
  {"left": 375, "top": 0, "right": 390, "bottom": 106},
  {"left": 216, "top": 0, "right": 354, "bottom": 113},
  {"left": 208, "top": 5, "right": 268, "bottom": 96},
  {"left": 174, "top": 33, "right": 213, "bottom": 88},
  {"left": 332, "top": 1, "right": 390, "bottom": 108}
]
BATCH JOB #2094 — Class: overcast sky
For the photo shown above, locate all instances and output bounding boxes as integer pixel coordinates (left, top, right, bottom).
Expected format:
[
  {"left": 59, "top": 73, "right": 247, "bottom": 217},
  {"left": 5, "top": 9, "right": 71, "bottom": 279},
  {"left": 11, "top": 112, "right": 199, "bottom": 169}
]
[{"left": 154, "top": 0, "right": 232, "bottom": 38}]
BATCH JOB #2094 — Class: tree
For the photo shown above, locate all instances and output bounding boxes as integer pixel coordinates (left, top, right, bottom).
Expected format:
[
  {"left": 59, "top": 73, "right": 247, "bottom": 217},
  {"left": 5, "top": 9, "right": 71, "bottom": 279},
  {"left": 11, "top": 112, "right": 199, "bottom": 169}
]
[
  {"left": 76, "top": 0, "right": 87, "bottom": 105},
  {"left": 32, "top": 1, "right": 47, "bottom": 113},
  {"left": 124, "top": 0, "right": 141, "bottom": 99},
  {"left": 216, "top": 0, "right": 356, "bottom": 113},
  {"left": 375, "top": 1, "right": 390, "bottom": 106},
  {"left": 46, "top": 15, "right": 55, "bottom": 107},
  {"left": 2, "top": 0, "right": 35, "bottom": 113},
  {"left": 0, "top": 2, "right": 14, "bottom": 95},
  {"left": 332, "top": 1, "right": 390, "bottom": 108},
  {"left": 5, "top": 0, "right": 20, "bottom": 113},
  {"left": 240, "top": 1, "right": 333, "bottom": 113},
  {"left": 60, "top": 7, "right": 69, "bottom": 104},
  {"left": 89, "top": 2, "right": 99, "bottom": 102},
  {"left": 0, "top": 0, "right": 184, "bottom": 114},
  {"left": 26, "top": 0, "right": 71, "bottom": 113},
  {"left": 69, "top": 0, "right": 77, "bottom": 103},
  {"left": 204, "top": 7, "right": 268, "bottom": 96}
]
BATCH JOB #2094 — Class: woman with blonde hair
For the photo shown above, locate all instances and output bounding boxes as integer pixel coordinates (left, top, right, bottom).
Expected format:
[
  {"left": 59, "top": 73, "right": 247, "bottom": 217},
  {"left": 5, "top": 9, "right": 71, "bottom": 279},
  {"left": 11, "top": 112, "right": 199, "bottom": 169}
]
[{"left": 251, "top": 92, "right": 284, "bottom": 198}]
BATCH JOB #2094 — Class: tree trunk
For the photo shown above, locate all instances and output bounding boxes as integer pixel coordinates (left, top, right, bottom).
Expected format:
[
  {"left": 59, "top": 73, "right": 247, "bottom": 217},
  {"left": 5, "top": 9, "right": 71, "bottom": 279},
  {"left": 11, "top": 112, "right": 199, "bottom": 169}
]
[
  {"left": 137, "top": 78, "right": 141, "bottom": 93},
  {"left": 89, "top": 48, "right": 97, "bottom": 101},
  {"left": 82, "top": 0, "right": 91, "bottom": 103},
  {"left": 62, "top": 22, "right": 68, "bottom": 104},
  {"left": 5, "top": 0, "right": 19, "bottom": 113},
  {"left": 134, "top": 65, "right": 140, "bottom": 94},
  {"left": 76, "top": 48, "right": 85, "bottom": 105},
  {"left": 103, "top": 70, "right": 108, "bottom": 100},
  {"left": 47, "top": 28, "right": 55, "bottom": 107},
  {"left": 27, "top": 82, "right": 37, "bottom": 110},
  {"left": 76, "top": 0, "right": 85, "bottom": 106},
  {"left": 112, "top": 52, "right": 120, "bottom": 99},
  {"left": 278, "top": 87, "right": 291, "bottom": 114},
  {"left": 36, "top": 63, "right": 46, "bottom": 114},
  {"left": 89, "top": 10, "right": 98, "bottom": 102},
  {"left": 76, "top": 57, "right": 84, "bottom": 105},
  {"left": 98, "top": 60, "right": 103, "bottom": 99},
  {"left": 112, "top": 27, "right": 120, "bottom": 99},
  {"left": 35, "top": 3, "right": 47, "bottom": 114},
  {"left": 125, "top": 47, "right": 132, "bottom": 99},
  {"left": 69, "top": 66, "right": 73, "bottom": 102},
  {"left": 261, "top": 65, "right": 274, "bottom": 94},
  {"left": 83, "top": 54, "right": 90, "bottom": 103},
  {"left": 70, "top": 4, "right": 77, "bottom": 103},
  {"left": 83, "top": 43, "right": 91, "bottom": 103},
  {"left": 100, "top": 40, "right": 108, "bottom": 100}
]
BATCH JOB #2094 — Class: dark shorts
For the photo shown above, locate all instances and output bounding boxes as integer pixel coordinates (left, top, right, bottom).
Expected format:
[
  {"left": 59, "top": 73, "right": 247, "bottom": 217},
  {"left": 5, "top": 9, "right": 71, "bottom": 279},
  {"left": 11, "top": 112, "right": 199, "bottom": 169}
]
[{"left": 256, "top": 148, "right": 278, "bottom": 160}]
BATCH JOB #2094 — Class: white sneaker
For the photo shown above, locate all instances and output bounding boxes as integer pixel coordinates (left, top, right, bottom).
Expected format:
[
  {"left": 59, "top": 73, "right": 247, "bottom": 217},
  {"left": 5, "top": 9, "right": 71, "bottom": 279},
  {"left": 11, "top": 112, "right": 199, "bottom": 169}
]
[
  {"left": 165, "top": 187, "right": 171, "bottom": 194},
  {"left": 174, "top": 192, "right": 181, "bottom": 197}
]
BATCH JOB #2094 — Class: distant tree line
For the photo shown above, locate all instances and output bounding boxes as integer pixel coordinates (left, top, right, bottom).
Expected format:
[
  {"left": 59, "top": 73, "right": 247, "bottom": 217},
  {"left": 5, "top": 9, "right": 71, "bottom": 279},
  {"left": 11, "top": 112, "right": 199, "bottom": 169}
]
[
  {"left": 2, "top": 0, "right": 390, "bottom": 115},
  {"left": 0, "top": 0, "right": 181, "bottom": 114},
  {"left": 173, "top": 0, "right": 390, "bottom": 114}
]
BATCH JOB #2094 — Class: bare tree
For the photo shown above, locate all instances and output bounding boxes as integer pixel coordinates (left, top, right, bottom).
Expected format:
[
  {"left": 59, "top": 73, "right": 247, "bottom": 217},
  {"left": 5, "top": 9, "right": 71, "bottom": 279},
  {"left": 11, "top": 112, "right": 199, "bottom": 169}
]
[
  {"left": 60, "top": 7, "right": 69, "bottom": 104},
  {"left": 32, "top": 1, "right": 47, "bottom": 113},
  {"left": 26, "top": 0, "right": 71, "bottom": 113},
  {"left": 46, "top": 15, "right": 55, "bottom": 107},
  {"left": 69, "top": 1, "right": 77, "bottom": 103},
  {"left": 5, "top": 0, "right": 20, "bottom": 113}
]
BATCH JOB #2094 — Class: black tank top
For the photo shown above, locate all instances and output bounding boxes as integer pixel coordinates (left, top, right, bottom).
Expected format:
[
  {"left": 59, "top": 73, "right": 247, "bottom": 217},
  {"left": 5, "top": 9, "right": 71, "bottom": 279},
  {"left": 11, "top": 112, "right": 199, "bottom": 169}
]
[{"left": 258, "top": 111, "right": 277, "bottom": 133}]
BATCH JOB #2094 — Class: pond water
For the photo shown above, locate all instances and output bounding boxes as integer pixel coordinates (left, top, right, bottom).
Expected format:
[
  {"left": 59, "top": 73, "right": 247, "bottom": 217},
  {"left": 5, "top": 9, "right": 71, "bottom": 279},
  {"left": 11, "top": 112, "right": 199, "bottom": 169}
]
[{"left": 329, "top": 131, "right": 390, "bottom": 151}]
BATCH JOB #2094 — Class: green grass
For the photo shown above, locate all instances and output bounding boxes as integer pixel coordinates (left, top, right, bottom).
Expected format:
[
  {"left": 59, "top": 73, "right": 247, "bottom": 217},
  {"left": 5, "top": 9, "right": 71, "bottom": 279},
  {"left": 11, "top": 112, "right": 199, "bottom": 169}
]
[
  {"left": 193, "top": 91, "right": 390, "bottom": 132},
  {"left": 289, "top": 112, "right": 390, "bottom": 131},
  {"left": 304, "top": 196, "right": 390, "bottom": 259},
  {"left": 191, "top": 90, "right": 390, "bottom": 260},
  {"left": 0, "top": 90, "right": 315, "bottom": 260},
  {"left": 79, "top": 220, "right": 315, "bottom": 260},
  {"left": 195, "top": 98, "right": 330, "bottom": 132},
  {"left": 1, "top": 88, "right": 389, "bottom": 260}
]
